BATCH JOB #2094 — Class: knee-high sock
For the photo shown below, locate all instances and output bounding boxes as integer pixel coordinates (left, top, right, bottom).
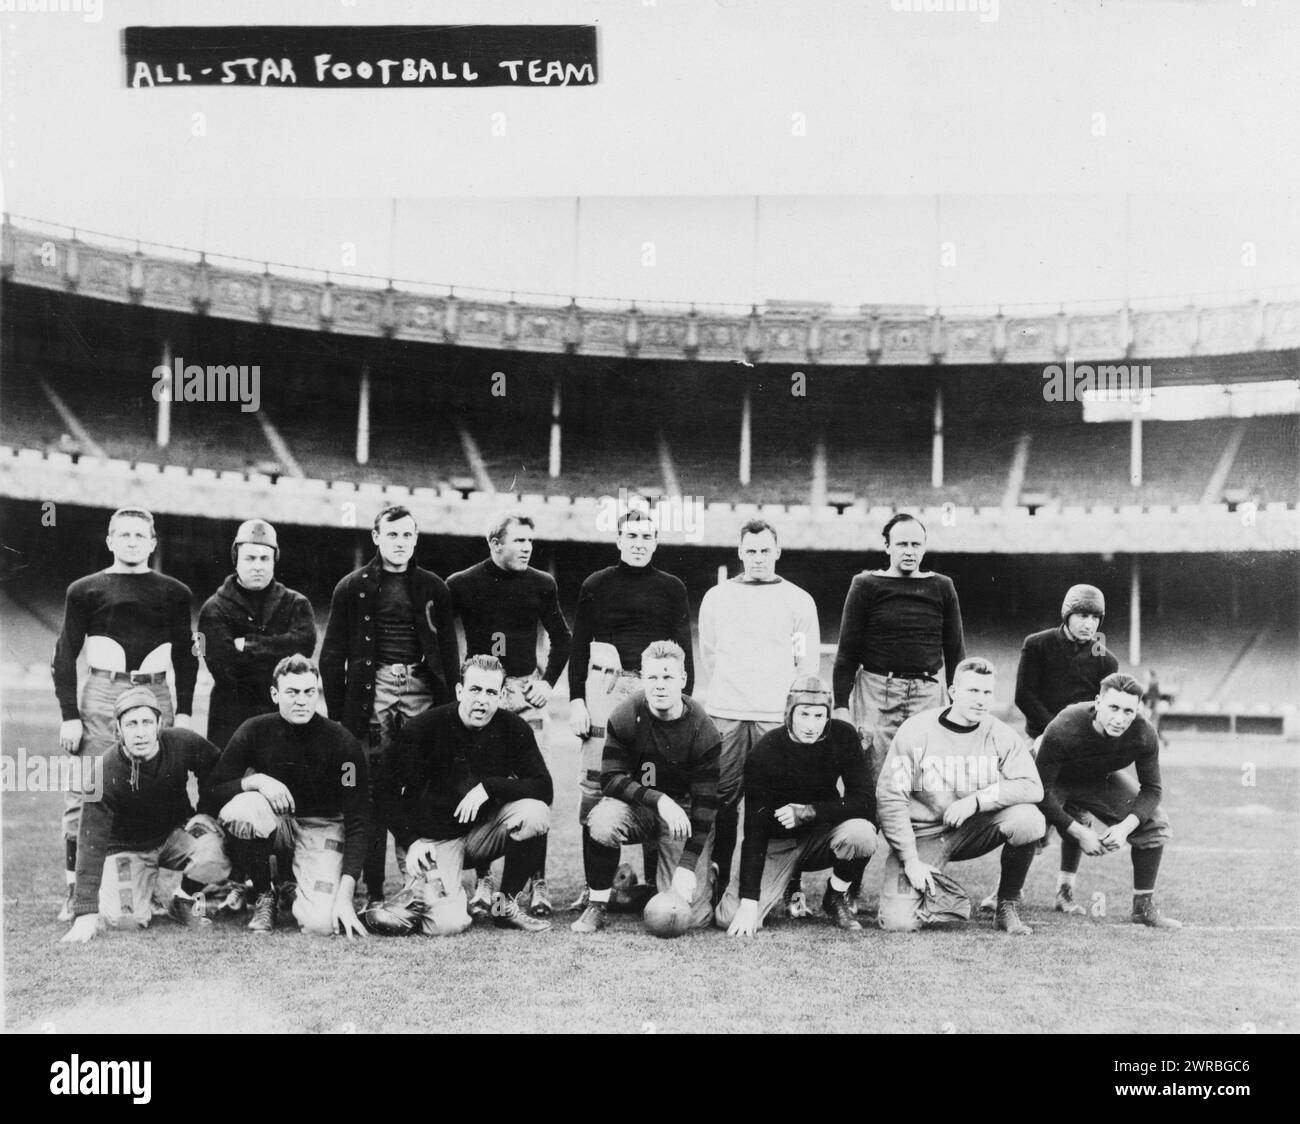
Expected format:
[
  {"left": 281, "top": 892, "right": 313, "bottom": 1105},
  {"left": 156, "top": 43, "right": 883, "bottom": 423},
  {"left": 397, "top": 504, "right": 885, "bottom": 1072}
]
[
  {"left": 1059, "top": 831, "right": 1082, "bottom": 874},
  {"left": 712, "top": 801, "right": 740, "bottom": 887},
  {"left": 1131, "top": 845, "right": 1162, "bottom": 892},
  {"left": 228, "top": 836, "right": 273, "bottom": 894},
  {"left": 180, "top": 876, "right": 205, "bottom": 896},
  {"left": 584, "top": 826, "right": 621, "bottom": 892},
  {"left": 999, "top": 841, "right": 1037, "bottom": 901},
  {"left": 831, "top": 854, "right": 868, "bottom": 887},
  {"left": 642, "top": 840, "right": 657, "bottom": 885},
  {"left": 65, "top": 837, "right": 77, "bottom": 875},
  {"left": 502, "top": 835, "right": 547, "bottom": 897}
]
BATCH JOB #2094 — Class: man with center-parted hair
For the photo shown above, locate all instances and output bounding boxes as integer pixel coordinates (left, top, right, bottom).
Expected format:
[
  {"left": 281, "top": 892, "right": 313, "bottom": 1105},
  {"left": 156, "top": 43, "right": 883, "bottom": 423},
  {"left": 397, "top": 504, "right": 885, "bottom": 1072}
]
[
  {"left": 52, "top": 506, "right": 199, "bottom": 921},
  {"left": 567, "top": 508, "right": 694, "bottom": 908},
  {"left": 876, "top": 657, "right": 1045, "bottom": 936},
  {"left": 714, "top": 676, "right": 877, "bottom": 936},
  {"left": 202, "top": 654, "right": 370, "bottom": 937},
  {"left": 447, "top": 513, "right": 571, "bottom": 918},
  {"left": 832, "top": 511, "right": 965, "bottom": 913},
  {"left": 61, "top": 687, "right": 230, "bottom": 943},
  {"left": 1032, "top": 672, "right": 1181, "bottom": 929},
  {"left": 698, "top": 519, "right": 820, "bottom": 909},
  {"left": 571, "top": 640, "right": 720, "bottom": 934},
  {"left": 320, "top": 505, "right": 460, "bottom": 909},
  {"left": 376, "top": 654, "right": 554, "bottom": 935}
]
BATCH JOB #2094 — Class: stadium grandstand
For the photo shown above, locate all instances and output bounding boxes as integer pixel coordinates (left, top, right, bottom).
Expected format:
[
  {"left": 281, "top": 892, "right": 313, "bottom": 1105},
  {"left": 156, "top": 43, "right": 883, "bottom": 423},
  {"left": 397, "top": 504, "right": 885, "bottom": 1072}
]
[{"left": 1, "top": 218, "right": 1297, "bottom": 735}]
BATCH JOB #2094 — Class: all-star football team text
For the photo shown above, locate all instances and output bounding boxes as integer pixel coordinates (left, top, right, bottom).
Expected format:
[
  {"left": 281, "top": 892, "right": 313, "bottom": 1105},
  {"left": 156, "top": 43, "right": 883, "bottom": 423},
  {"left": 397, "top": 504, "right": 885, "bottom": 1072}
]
[{"left": 56, "top": 503, "right": 1181, "bottom": 944}]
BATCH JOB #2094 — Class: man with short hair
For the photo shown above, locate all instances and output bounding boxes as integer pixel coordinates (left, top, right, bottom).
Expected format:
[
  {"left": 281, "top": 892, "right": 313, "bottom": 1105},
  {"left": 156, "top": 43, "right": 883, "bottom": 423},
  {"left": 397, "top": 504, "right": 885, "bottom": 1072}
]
[
  {"left": 320, "top": 505, "right": 460, "bottom": 908},
  {"left": 60, "top": 688, "right": 230, "bottom": 943},
  {"left": 52, "top": 506, "right": 199, "bottom": 920},
  {"left": 715, "top": 677, "right": 877, "bottom": 936},
  {"left": 567, "top": 509, "right": 694, "bottom": 905},
  {"left": 202, "top": 655, "right": 370, "bottom": 937},
  {"left": 379, "top": 654, "right": 554, "bottom": 935},
  {"left": 832, "top": 512, "right": 965, "bottom": 911},
  {"left": 572, "top": 640, "right": 720, "bottom": 934},
  {"left": 447, "top": 514, "right": 571, "bottom": 917},
  {"left": 876, "top": 658, "right": 1045, "bottom": 936},
  {"left": 981, "top": 582, "right": 1118, "bottom": 914},
  {"left": 698, "top": 519, "right": 819, "bottom": 906},
  {"left": 1033, "top": 673, "right": 1181, "bottom": 929}
]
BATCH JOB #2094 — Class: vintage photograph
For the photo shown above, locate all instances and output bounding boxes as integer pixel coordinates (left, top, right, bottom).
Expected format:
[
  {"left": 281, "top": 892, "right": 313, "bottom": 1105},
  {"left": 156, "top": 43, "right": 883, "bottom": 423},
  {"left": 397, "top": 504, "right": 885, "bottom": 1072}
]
[{"left": 0, "top": 0, "right": 1296, "bottom": 1057}]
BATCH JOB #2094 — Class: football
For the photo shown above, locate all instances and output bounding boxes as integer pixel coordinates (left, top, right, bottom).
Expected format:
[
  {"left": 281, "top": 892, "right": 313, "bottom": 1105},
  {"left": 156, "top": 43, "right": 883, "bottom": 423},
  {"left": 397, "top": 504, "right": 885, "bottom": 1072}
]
[{"left": 642, "top": 891, "right": 692, "bottom": 938}]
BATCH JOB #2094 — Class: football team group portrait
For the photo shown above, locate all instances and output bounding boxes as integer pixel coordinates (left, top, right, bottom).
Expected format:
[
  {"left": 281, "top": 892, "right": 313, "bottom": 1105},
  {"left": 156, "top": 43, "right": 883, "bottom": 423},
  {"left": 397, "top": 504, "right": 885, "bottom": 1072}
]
[{"left": 1, "top": 1, "right": 1297, "bottom": 1049}]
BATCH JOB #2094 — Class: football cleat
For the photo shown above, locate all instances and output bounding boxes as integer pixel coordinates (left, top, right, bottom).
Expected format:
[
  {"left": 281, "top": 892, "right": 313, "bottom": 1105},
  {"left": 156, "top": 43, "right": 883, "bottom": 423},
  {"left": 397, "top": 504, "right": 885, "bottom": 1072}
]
[
  {"left": 150, "top": 892, "right": 170, "bottom": 919},
  {"left": 277, "top": 881, "right": 298, "bottom": 915},
  {"left": 821, "top": 882, "right": 862, "bottom": 932},
  {"left": 469, "top": 874, "right": 496, "bottom": 917},
  {"left": 247, "top": 891, "right": 277, "bottom": 933},
  {"left": 570, "top": 900, "right": 608, "bottom": 934},
  {"left": 57, "top": 885, "right": 75, "bottom": 923},
  {"left": 995, "top": 899, "right": 1032, "bottom": 936},
  {"left": 1131, "top": 895, "right": 1182, "bottom": 929},
  {"left": 167, "top": 890, "right": 212, "bottom": 928},
  {"left": 786, "top": 886, "right": 812, "bottom": 919},
  {"left": 846, "top": 875, "right": 864, "bottom": 916},
  {"left": 568, "top": 886, "right": 590, "bottom": 912},
  {"left": 527, "top": 877, "right": 554, "bottom": 918},
  {"left": 978, "top": 890, "right": 998, "bottom": 914},
  {"left": 490, "top": 891, "right": 551, "bottom": 933},
  {"left": 1054, "top": 884, "right": 1086, "bottom": 916}
]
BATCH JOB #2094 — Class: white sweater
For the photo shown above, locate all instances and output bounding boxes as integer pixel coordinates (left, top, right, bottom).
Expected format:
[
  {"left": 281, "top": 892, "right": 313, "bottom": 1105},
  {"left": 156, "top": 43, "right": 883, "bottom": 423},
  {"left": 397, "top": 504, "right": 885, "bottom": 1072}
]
[{"left": 698, "top": 576, "right": 820, "bottom": 722}]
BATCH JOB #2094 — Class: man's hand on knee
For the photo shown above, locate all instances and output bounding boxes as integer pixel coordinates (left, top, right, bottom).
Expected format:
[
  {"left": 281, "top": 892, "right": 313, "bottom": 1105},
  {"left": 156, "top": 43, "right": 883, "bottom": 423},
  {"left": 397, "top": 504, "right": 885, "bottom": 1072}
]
[
  {"left": 904, "top": 858, "right": 939, "bottom": 894},
  {"left": 331, "top": 877, "right": 367, "bottom": 940}
]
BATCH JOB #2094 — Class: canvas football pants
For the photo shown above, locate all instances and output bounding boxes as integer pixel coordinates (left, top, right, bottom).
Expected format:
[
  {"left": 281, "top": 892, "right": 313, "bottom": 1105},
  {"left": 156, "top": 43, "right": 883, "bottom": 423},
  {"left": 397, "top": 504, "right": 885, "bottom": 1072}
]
[
  {"left": 850, "top": 670, "right": 944, "bottom": 787},
  {"left": 219, "top": 792, "right": 347, "bottom": 935},
  {"left": 878, "top": 805, "right": 1046, "bottom": 932},
  {"left": 98, "top": 815, "right": 231, "bottom": 928},
  {"left": 713, "top": 818, "right": 878, "bottom": 931}
]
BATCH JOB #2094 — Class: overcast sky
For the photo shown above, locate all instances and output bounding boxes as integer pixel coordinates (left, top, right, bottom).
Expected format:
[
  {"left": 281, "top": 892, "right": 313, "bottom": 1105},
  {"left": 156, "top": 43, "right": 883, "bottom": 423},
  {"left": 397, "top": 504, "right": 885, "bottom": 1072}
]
[{"left": 2, "top": 0, "right": 1298, "bottom": 310}]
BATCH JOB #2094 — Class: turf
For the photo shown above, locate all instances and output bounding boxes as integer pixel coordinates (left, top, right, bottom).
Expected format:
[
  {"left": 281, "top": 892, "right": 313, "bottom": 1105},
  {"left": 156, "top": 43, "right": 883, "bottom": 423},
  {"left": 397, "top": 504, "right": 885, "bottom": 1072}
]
[{"left": 3, "top": 698, "right": 1297, "bottom": 1034}]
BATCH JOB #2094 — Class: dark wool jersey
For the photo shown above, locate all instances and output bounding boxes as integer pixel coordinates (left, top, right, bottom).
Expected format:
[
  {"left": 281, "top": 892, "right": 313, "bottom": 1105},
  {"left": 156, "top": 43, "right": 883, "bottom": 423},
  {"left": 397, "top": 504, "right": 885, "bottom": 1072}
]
[
  {"left": 1035, "top": 702, "right": 1163, "bottom": 833},
  {"left": 832, "top": 571, "right": 965, "bottom": 705},
  {"left": 385, "top": 702, "right": 553, "bottom": 846},
  {"left": 1015, "top": 625, "right": 1119, "bottom": 738},
  {"left": 73, "top": 727, "right": 222, "bottom": 916},
  {"left": 600, "top": 693, "right": 720, "bottom": 873},
  {"left": 568, "top": 562, "right": 694, "bottom": 701},
  {"left": 738, "top": 719, "right": 874, "bottom": 900},
  {"left": 53, "top": 570, "right": 199, "bottom": 719},
  {"left": 447, "top": 560, "right": 572, "bottom": 684},
  {"left": 375, "top": 570, "right": 420, "bottom": 665},
  {"left": 201, "top": 713, "right": 370, "bottom": 879}
]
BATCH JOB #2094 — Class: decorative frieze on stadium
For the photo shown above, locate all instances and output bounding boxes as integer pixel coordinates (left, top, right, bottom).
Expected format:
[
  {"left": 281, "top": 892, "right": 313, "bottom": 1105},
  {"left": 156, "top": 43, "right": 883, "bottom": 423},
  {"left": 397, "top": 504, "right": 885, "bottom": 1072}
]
[
  {"left": 3, "top": 445, "right": 1296, "bottom": 554},
  {"left": 5, "top": 220, "right": 1300, "bottom": 364}
]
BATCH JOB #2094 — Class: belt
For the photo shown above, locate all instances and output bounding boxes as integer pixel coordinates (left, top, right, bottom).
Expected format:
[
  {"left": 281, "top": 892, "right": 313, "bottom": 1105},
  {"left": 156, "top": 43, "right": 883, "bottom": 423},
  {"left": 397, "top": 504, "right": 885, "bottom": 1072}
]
[
  {"left": 874, "top": 670, "right": 937, "bottom": 681},
  {"left": 589, "top": 666, "right": 640, "bottom": 680},
  {"left": 90, "top": 668, "right": 167, "bottom": 685},
  {"left": 379, "top": 662, "right": 427, "bottom": 675}
]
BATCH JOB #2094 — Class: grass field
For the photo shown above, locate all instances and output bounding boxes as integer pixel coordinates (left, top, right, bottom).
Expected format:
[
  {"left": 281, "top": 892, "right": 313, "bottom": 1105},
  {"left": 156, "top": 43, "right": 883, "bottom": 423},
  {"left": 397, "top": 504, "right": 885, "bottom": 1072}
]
[{"left": 3, "top": 688, "right": 1298, "bottom": 1035}]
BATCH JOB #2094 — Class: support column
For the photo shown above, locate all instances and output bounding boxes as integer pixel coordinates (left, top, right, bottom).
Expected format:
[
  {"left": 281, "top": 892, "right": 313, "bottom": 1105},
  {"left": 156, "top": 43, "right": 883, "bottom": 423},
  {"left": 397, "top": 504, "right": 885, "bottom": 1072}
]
[
  {"left": 739, "top": 378, "right": 752, "bottom": 487},
  {"left": 1130, "top": 413, "right": 1143, "bottom": 487},
  {"left": 356, "top": 364, "right": 371, "bottom": 466},
  {"left": 811, "top": 429, "right": 827, "bottom": 510},
  {"left": 156, "top": 340, "right": 172, "bottom": 449},
  {"left": 1128, "top": 556, "right": 1141, "bottom": 668},
  {"left": 931, "top": 384, "right": 944, "bottom": 489},
  {"left": 548, "top": 372, "right": 563, "bottom": 478}
]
